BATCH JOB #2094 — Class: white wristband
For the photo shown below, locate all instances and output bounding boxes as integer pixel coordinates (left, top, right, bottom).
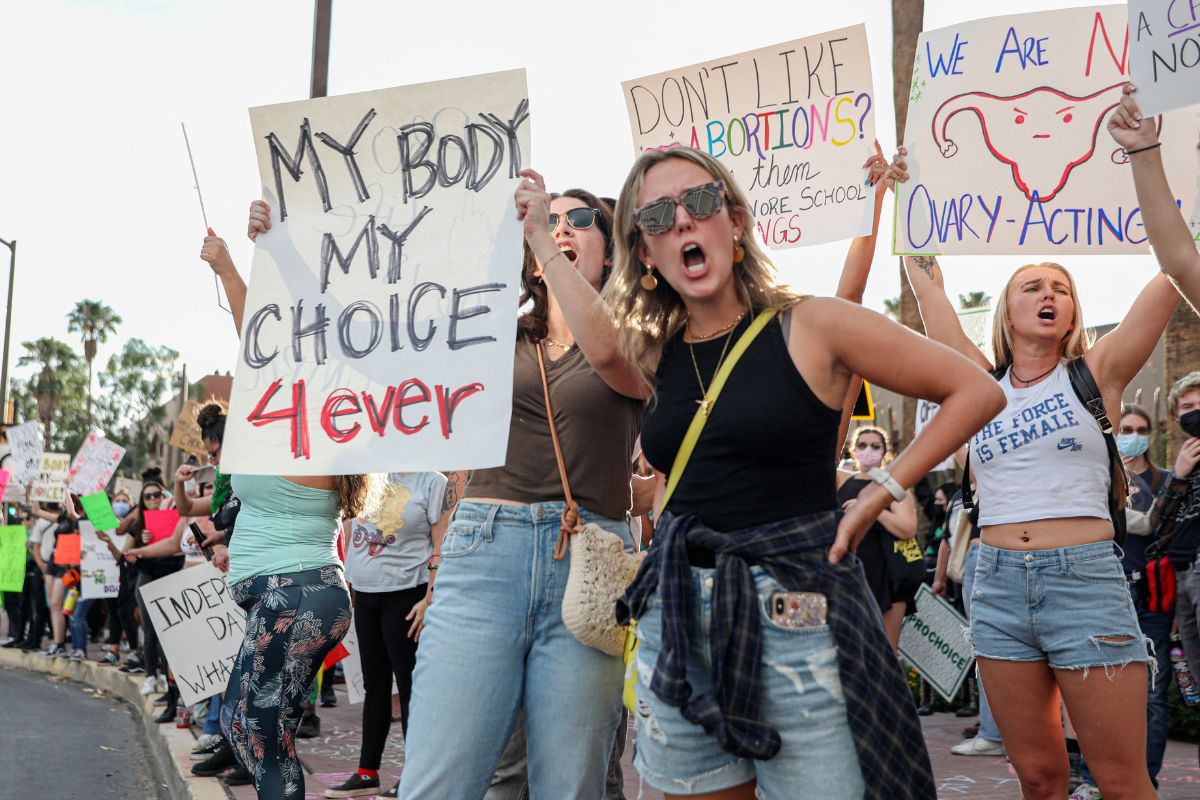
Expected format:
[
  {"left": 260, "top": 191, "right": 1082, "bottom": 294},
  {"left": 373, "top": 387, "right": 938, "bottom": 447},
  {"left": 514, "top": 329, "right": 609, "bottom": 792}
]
[{"left": 867, "top": 468, "right": 906, "bottom": 503}]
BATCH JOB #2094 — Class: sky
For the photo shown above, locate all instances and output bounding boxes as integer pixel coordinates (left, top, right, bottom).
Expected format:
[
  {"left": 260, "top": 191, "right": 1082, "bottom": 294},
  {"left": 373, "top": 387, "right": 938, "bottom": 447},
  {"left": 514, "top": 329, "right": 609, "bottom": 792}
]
[{"left": 0, "top": 0, "right": 1174, "bottom": 397}]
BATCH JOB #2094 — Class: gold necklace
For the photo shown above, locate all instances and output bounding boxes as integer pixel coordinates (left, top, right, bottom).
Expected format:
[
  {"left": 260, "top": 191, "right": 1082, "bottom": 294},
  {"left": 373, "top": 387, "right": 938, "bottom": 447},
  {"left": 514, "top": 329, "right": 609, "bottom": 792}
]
[
  {"left": 688, "top": 326, "right": 738, "bottom": 418},
  {"left": 545, "top": 339, "right": 573, "bottom": 351},
  {"left": 686, "top": 309, "right": 747, "bottom": 341}
]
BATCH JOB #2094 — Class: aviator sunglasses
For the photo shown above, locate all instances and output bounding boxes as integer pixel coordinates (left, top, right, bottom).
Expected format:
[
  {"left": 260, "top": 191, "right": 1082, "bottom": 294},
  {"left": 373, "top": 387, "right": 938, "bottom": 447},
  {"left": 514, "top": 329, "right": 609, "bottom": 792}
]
[
  {"left": 548, "top": 207, "right": 599, "bottom": 232},
  {"left": 633, "top": 181, "right": 726, "bottom": 236}
]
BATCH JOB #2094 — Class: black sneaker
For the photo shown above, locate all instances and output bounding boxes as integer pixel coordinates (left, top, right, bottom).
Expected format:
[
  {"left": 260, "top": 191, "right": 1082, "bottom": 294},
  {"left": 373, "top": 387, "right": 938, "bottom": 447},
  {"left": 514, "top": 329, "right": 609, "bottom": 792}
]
[
  {"left": 192, "top": 740, "right": 238, "bottom": 777},
  {"left": 222, "top": 766, "right": 254, "bottom": 786},
  {"left": 296, "top": 712, "right": 320, "bottom": 739},
  {"left": 378, "top": 780, "right": 400, "bottom": 798},
  {"left": 324, "top": 773, "right": 380, "bottom": 798}
]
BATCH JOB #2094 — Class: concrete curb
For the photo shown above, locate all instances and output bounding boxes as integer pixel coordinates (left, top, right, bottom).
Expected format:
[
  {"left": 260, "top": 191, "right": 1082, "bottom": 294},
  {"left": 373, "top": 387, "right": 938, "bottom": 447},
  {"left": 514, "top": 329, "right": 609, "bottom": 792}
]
[{"left": 0, "top": 647, "right": 230, "bottom": 800}]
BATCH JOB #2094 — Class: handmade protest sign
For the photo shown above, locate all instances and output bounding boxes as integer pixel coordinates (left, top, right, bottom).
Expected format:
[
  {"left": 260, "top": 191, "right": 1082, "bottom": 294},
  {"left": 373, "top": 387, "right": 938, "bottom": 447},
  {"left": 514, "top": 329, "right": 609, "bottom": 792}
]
[
  {"left": 895, "top": 5, "right": 1200, "bottom": 255},
  {"left": 143, "top": 508, "right": 182, "bottom": 544},
  {"left": 80, "top": 491, "right": 121, "bottom": 531},
  {"left": 138, "top": 563, "right": 246, "bottom": 705},
  {"left": 79, "top": 523, "right": 120, "bottom": 601},
  {"left": 0, "top": 526, "right": 27, "bottom": 593},
  {"left": 0, "top": 469, "right": 8, "bottom": 500},
  {"left": 222, "top": 69, "right": 529, "bottom": 476},
  {"left": 68, "top": 434, "right": 125, "bottom": 496},
  {"left": 114, "top": 476, "right": 143, "bottom": 501},
  {"left": 622, "top": 25, "right": 877, "bottom": 250},
  {"left": 31, "top": 452, "right": 69, "bottom": 502},
  {"left": 53, "top": 533, "right": 81, "bottom": 565},
  {"left": 0, "top": 447, "right": 17, "bottom": 502},
  {"left": 899, "top": 584, "right": 973, "bottom": 702},
  {"left": 915, "top": 401, "right": 957, "bottom": 472},
  {"left": 1129, "top": 0, "right": 1200, "bottom": 115},
  {"left": 5, "top": 421, "right": 43, "bottom": 488},
  {"left": 169, "top": 401, "right": 205, "bottom": 456}
]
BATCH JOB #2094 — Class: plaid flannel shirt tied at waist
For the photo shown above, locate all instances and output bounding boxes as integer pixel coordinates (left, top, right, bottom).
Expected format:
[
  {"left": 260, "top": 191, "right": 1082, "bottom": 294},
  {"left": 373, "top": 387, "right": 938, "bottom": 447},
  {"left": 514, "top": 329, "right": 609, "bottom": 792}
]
[{"left": 615, "top": 510, "right": 936, "bottom": 800}]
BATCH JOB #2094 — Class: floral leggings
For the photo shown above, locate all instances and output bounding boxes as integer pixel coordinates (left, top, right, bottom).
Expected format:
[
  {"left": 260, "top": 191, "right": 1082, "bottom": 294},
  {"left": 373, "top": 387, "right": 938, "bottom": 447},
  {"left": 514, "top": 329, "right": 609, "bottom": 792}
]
[{"left": 221, "top": 566, "right": 351, "bottom": 799}]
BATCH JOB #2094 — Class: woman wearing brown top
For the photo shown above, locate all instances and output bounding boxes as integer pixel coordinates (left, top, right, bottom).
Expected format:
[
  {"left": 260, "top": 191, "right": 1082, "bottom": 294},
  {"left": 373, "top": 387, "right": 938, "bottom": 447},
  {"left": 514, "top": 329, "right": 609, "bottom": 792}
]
[{"left": 396, "top": 186, "right": 650, "bottom": 800}]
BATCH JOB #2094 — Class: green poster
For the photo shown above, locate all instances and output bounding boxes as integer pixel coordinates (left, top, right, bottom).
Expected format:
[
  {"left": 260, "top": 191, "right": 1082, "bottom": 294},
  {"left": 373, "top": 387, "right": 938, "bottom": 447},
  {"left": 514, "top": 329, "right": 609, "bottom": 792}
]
[
  {"left": 0, "top": 526, "right": 28, "bottom": 593},
  {"left": 80, "top": 491, "right": 121, "bottom": 531}
]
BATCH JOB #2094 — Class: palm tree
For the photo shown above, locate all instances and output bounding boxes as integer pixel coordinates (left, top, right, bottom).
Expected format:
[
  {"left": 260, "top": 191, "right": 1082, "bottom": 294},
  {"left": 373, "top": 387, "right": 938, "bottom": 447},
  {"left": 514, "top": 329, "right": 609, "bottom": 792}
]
[
  {"left": 16, "top": 337, "right": 78, "bottom": 447},
  {"left": 893, "top": 0, "right": 926, "bottom": 448},
  {"left": 67, "top": 299, "right": 122, "bottom": 430},
  {"left": 882, "top": 297, "right": 901, "bottom": 319},
  {"left": 958, "top": 291, "right": 991, "bottom": 310}
]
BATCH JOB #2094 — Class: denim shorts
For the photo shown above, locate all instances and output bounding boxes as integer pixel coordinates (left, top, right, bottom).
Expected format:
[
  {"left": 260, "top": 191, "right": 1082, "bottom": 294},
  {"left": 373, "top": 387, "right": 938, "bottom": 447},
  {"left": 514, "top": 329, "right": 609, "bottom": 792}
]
[
  {"left": 968, "top": 541, "right": 1153, "bottom": 673},
  {"left": 631, "top": 566, "right": 864, "bottom": 799}
]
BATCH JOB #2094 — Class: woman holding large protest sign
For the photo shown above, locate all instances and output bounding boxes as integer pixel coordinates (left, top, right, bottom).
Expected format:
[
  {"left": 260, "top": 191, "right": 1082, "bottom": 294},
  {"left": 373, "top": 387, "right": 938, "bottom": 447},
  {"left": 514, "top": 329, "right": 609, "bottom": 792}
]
[
  {"left": 518, "top": 147, "right": 999, "bottom": 799},
  {"left": 386, "top": 187, "right": 646, "bottom": 800},
  {"left": 888, "top": 83, "right": 1193, "bottom": 799},
  {"left": 199, "top": 228, "right": 384, "bottom": 800}
]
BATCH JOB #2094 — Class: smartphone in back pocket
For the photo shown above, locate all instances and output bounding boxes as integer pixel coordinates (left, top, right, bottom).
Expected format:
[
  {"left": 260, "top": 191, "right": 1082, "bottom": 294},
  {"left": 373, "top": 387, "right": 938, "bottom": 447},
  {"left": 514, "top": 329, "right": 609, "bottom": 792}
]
[{"left": 768, "top": 591, "right": 828, "bottom": 628}]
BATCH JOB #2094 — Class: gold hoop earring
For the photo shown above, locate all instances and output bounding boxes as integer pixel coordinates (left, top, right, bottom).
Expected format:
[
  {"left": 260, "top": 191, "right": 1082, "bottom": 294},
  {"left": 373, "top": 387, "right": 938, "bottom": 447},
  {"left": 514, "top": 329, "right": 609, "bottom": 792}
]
[
  {"left": 640, "top": 263, "right": 659, "bottom": 291},
  {"left": 732, "top": 238, "right": 745, "bottom": 264}
]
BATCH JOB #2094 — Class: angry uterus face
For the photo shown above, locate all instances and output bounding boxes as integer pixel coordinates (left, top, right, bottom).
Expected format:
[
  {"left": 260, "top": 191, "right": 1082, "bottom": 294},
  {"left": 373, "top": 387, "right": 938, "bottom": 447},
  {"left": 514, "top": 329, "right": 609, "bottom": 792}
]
[{"left": 930, "top": 83, "right": 1124, "bottom": 203}]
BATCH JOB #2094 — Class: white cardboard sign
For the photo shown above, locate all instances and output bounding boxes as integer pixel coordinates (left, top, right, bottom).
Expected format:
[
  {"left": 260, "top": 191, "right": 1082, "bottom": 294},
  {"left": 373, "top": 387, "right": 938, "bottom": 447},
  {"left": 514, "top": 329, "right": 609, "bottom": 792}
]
[
  {"left": 31, "top": 452, "right": 70, "bottom": 503},
  {"left": 895, "top": 5, "right": 1200, "bottom": 255},
  {"left": 899, "top": 584, "right": 974, "bottom": 702},
  {"left": 622, "top": 25, "right": 877, "bottom": 250},
  {"left": 222, "top": 70, "right": 528, "bottom": 476},
  {"left": 5, "top": 422, "right": 43, "bottom": 489},
  {"left": 138, "top": 564, "right": 246, "bottom": 706},
  {"left": 1128, "top": 0, "right": 1200, "bottom": 116},
  {"left": 79, "top": 523, "right": 120, "bottom": 601},
  {"left": 68, "top": 433, "right": 125, "bottom": 496}
]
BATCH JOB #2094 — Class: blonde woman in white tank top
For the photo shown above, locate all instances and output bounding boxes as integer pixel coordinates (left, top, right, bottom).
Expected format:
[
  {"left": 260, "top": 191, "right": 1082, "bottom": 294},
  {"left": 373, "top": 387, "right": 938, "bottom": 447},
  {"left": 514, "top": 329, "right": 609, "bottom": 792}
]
[{"left": 889, "top": 85, "right": 1200, "bottom": 800}]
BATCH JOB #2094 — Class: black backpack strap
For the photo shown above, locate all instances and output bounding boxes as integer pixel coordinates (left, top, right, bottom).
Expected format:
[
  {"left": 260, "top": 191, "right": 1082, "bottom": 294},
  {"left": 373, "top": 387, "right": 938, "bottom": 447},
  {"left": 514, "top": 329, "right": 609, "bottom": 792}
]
[
  {"left": 960, "top": 365, "right": 1008, "bottom": 512},
  {"left": 1065, "top": 356, "right": 1128, "bottom": 545}
]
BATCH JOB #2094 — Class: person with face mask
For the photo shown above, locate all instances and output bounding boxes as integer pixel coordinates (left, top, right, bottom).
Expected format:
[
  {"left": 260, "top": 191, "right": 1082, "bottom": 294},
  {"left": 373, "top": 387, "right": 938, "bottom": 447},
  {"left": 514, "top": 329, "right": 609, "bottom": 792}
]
[{"left": 836, "top": 426, "right": 919, "bottom": 650}]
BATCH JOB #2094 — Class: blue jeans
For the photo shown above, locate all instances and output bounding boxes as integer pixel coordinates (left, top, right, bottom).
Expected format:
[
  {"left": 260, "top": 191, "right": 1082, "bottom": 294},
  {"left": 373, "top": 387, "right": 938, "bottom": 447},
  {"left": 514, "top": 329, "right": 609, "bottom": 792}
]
[
  {"left": 69, "top": 598, "right": 95, "bottom": 652},
  {"left": 1078, "top": 606, "right": 1173, "bottom": 785},
  {"left": 205, "top": 692, "right": 223, "bottom": 736},
  {"left": 398, "top": 501, "right": 631, "bottom": 800},
  {"left": 962, "top": 545, "right": 1001, "bottom": 743}
]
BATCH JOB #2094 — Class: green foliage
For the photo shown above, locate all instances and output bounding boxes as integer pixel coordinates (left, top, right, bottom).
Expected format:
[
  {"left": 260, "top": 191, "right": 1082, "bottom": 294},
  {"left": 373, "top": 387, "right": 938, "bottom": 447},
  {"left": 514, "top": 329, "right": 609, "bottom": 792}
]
[
  {"left": 12, "top": 337, "right": 91, "bottom": 453},
  {"left": 883, "top": 297, "right": 900, "bottom": 319},
  {"left": 958, "top": 291, "right": 992, "bottom": 310},
  {"left": 66, "top": 299, "right": 122, "bottom": 364},
  {"left": 96, "top": 338, "right": 179, "bottom": 471}
]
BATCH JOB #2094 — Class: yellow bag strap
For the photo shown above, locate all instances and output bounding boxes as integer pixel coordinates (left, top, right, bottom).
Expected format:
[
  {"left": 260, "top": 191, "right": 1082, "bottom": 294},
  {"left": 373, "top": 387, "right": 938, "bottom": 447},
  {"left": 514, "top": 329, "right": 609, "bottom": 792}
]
[{"left": 657, "top": 307, "right": 778, "bottom": 518}]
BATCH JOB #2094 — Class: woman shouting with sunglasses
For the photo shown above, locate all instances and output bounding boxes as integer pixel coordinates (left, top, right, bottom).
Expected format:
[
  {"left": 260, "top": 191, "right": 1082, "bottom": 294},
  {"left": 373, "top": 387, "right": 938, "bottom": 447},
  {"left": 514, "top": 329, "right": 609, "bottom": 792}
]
[
  {"left": 396, "top": 186, "right": 646, "bottom": 800},
  {"left": 516, "top": 148, "right": 1004, "bottom": 800}
]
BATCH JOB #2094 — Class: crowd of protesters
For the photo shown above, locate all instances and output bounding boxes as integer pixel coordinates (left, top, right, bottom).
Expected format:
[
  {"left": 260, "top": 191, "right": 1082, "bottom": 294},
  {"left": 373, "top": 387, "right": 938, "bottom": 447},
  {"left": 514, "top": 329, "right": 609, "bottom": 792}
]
[{"left": 2, "top": 81, "right": 1200, "bottom": 800}]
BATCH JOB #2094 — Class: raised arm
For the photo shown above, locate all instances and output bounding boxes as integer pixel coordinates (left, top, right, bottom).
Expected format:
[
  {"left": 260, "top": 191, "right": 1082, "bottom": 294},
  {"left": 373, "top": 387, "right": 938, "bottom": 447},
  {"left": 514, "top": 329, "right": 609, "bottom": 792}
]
[
  {"left": 172, "top": 465, "right": 212, "bottom": 517},
  {"left": 201, "top": 228, "right": 247, "bottom": 336},
  {"left": 836, "top": 144, "right": 893, "bottom": 303},
  {"left": 514, "top": 170, "right": 647, "bottom": 399},
  {"left": 1109, "top": 84, "right": 1200, "bottom": 307}
]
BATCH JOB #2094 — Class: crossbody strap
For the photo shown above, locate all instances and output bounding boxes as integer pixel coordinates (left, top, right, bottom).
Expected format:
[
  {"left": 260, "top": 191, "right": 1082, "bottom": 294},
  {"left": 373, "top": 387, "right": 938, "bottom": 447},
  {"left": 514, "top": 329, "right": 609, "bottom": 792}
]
[
  {"left": 534, "top": 342, "right": 580, "bottom": 561},
  {"left": 658, "top": 307, "right": 779, "bottom": 517}
]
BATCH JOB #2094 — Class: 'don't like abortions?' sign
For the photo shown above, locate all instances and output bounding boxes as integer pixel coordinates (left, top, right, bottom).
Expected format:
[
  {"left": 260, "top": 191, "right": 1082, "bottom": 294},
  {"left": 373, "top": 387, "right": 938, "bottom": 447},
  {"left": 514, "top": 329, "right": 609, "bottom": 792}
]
[
  {"left": 895, "top": 5, "right": 1200, "bottom": 256},
  {"left": 138, "top": 563, "right": 246, "bottom": 706},
  {"left": 222, "top": 70, "right": 529, "bottom": 476},
  {"left": 622, "top": 25, "right": 878, "bottom": 250}
]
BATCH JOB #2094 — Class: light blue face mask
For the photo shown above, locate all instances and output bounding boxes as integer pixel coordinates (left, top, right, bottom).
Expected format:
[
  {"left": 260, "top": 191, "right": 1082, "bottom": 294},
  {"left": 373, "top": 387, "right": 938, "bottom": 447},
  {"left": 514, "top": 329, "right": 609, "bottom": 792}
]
[
  {"left": 1116, "top": 433, "right": 1150, "bottom": 458},
  {"left": 112, "top": 501, "right": 131, "bottom": 518}
]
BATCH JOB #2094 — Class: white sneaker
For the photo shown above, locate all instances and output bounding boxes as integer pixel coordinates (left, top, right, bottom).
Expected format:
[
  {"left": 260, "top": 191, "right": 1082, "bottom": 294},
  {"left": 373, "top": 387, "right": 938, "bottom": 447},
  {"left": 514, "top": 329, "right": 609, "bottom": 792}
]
[
  {"left": 43, "top": 643, "right": 63, "bottom": 658},
  {"left": 189, "top": 733, "right": 223, "bottom": 759},
  {"left": 69, "top": 649, "right": 85, "bottom": 660},
  {"left": 950, "top": 736, "right": 1005, "bottom": 756},
  {"left": 157, "top": 675, "right": 168, "bottom": 693},
  {"left": 1069, "top": 785, "right": 1102, "bottom": 800},
  {"left": 141, "top": 676, "right": 158, "bottom": 696}
]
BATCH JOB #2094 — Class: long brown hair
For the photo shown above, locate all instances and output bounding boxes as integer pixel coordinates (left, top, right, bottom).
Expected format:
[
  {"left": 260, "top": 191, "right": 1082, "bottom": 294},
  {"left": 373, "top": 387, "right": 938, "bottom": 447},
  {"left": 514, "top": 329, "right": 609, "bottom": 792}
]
[
  {"left": 333, "top": 474, "right": 385, "bottom": 520},
  {"left": 602, "top": 147, "right": 800, "bottom": 393},
  {"left": 516, "top": 189, "right": 616, "bottom": 342}
]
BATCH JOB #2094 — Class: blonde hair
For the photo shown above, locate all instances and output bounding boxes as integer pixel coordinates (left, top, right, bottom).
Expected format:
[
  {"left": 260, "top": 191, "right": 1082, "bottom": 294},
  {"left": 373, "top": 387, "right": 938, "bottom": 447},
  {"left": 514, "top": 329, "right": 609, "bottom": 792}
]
[
  {"left": 851, "top": 425, "right": 893, "bottom": 466},
  {"left": 1169, "top": 371, "right": 1200, "bottom": 411},
  {"left": 991, "top": 262, "right": 1092, "bottom": 369},
  {"left": 601, "top": 147, "right": 801, "bottom": 394}
]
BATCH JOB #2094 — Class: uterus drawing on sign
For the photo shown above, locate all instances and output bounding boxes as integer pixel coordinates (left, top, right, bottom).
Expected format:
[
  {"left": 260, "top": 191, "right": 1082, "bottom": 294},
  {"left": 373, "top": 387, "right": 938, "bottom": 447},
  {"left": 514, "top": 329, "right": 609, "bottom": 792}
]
[{"left": 930, "top": 83, "right": 1127, "bottom": 203}]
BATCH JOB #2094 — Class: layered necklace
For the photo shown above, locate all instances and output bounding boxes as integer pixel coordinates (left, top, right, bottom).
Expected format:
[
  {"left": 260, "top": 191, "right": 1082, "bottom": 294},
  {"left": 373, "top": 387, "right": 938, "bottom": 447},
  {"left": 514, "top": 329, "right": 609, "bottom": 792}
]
[{"left": 686, "top": 308, "right": 747, "bottom": 417}]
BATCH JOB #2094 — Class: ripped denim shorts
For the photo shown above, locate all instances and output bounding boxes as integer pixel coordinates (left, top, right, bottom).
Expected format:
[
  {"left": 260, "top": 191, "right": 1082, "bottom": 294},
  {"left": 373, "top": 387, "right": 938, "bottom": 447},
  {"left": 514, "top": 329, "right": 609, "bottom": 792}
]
[{"left": 968, "top": 541, "right": 1154, "bottom": 675}]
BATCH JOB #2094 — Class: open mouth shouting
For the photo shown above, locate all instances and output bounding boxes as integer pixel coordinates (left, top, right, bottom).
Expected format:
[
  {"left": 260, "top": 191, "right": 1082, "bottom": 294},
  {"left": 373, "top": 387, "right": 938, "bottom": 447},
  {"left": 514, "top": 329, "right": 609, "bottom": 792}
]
[
  {"left": 1037, "top": 305, "right": 1057, "bottom": 322},
  {"left": 557, "top": 242, "right": 578, "bottom": 264},
  {"left": 681, "top": 242, "right": 707, "bottom": 278}
]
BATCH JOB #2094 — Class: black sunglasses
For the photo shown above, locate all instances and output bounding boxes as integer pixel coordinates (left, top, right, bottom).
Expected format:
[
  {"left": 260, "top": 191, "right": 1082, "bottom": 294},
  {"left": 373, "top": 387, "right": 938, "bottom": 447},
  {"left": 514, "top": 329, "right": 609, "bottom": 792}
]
[
  {"left": 633, "top": 181, "right": 726, "bottom": 236},
  {"left": 142, "top": 491, "right": 163, "bottom": 500},
  {"left": 548, "top": 207, "right": 599, "bottom": 232}
]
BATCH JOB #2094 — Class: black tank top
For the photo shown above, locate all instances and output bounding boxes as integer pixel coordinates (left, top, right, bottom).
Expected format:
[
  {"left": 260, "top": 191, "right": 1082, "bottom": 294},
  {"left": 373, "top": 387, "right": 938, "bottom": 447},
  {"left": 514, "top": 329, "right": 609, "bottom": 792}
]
[
  {"left": 836, "top": 476, "right": 891, "bottom": 611},
  {"left": 641, "top": 307, "right": 840, "bottom": 532}
]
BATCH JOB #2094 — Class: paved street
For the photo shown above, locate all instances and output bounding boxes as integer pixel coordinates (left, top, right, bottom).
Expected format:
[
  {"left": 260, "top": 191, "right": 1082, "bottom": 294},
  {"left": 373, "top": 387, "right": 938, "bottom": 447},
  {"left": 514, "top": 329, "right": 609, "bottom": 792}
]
[{"left": 0, "top": 666, "right": 169, "bottom": 800}]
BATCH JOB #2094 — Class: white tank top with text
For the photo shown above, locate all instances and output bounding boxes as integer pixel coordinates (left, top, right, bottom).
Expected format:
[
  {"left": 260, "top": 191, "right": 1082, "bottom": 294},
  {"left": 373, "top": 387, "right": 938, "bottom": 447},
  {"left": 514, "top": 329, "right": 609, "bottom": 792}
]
[{"left": 971, "top": 361, "right": 1110, "bottom": 527}]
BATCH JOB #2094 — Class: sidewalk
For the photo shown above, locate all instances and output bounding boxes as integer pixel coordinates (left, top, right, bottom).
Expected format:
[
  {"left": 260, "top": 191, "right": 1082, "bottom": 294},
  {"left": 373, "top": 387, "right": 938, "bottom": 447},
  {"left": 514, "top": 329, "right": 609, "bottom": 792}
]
[{"left": 3, "top": 644, "right": 1198, "bottom": 798}]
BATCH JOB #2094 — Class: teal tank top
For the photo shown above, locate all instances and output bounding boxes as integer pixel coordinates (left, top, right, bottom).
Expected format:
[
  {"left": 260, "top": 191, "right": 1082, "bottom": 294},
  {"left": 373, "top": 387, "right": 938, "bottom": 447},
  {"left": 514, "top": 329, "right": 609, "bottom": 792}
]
[{"left": 226, "top": 475, "right": 341, "bottom": 586}]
